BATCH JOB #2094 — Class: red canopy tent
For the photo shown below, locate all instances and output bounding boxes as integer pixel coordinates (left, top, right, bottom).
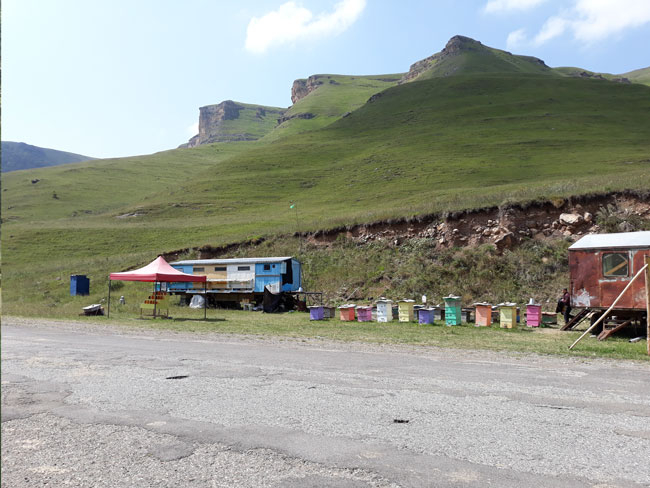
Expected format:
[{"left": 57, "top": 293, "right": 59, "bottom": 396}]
[{"left": 108, "top": 256, "right": 207, "bottom": 318}]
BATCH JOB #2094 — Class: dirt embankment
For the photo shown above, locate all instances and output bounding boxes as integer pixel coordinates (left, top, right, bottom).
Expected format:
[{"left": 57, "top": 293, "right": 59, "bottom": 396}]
[{"left": 163, "top": 191, "right": 649, "bottom": 261}]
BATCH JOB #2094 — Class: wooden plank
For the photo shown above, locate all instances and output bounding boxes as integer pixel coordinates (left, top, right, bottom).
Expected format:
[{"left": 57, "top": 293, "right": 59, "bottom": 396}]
[{"left": 597, "top": 319, "right": 632, "bottom": 341}]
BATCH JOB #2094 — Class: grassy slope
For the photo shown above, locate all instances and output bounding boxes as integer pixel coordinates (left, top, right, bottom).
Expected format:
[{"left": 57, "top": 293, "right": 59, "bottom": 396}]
[
  {"left": 202, "top": 102, "right": 286, "bottom": 142},
  {"left": 265, "top": 74, "right": 401, "bottom": 140},
  {"left": 412, "top": 41, "right": 556, "bottom": 81},
  {"left": 2, "top": 73, "right": 650, "bottom": 316},
  {"left": 622, "top": 67, "right": 650, "bottom": 86}
]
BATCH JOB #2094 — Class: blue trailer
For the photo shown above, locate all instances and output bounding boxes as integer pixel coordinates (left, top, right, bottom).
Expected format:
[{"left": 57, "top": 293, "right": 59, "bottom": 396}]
[{"left": 164, "top": 257, "right": 302, "bottom": 305}]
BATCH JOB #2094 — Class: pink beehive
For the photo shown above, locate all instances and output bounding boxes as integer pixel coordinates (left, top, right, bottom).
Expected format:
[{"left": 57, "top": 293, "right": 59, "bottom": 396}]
[
  {"left": 356, "top": 306, "right": 372, "bottom": 322},
  {"left": 526, "top": 303, "right": 542, "bottom": 327}
]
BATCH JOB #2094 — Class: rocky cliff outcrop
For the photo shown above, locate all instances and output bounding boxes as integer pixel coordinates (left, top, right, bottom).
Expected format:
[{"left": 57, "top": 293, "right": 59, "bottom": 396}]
[
  {"left": 180, "top": 101, "right": 285, "bottom": 148},
  {"left": 291, "top": 75, "right": 326, "bottom": 104}
]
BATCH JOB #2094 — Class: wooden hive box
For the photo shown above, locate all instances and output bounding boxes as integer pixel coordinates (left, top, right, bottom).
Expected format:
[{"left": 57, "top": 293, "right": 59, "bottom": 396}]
[
  {"left": 397, "top": 300, "right": 415, "bottom": 322},
  {"left": 498, "top": 303, "right": 517, "bottom": 329},
  {"left": 375, "top": 299, "right": 393, "bottom": 322},
  {"left": 473, "top": 303, "right": 492, "bottom": 327},
  {"left": 444, "top": 295, "right": 462, "bottom": 326},
  {"left": 356, "top": 306, "right": 372, "bottom": 322},
  {"left": 338, "top": 304, "right": 356, "bottom": 321}
]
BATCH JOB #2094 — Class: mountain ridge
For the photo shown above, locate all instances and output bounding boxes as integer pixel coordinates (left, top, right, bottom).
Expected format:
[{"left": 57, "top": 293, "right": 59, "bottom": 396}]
[
  {"left": 1, "top": 141, "right": 95, "bottom": 173},
  {"left": 181, "top": 35, "right": 649, "bottom": 149}
]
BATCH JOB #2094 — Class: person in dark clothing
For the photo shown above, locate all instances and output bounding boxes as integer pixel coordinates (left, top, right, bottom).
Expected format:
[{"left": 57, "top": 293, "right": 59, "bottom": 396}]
[{"left": 555, "top": 288, "right": 572, "bottom": 324}]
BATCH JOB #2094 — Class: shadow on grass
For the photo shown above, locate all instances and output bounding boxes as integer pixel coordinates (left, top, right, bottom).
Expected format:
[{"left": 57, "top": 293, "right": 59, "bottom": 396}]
[{"left": 170, "top": 317, "right": 227, "bottom": 323}]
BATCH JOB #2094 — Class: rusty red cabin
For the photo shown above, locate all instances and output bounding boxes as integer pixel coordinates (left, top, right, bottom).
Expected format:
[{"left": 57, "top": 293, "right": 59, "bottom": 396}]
[{"left": 569, "top": 231, "right": 650, "bottom": 312}]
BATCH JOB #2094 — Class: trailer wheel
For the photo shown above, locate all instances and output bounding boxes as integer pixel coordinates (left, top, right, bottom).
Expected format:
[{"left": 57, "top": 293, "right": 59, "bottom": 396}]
[{"left": 590, "top": 311, "right": 604, "bottom": 334}]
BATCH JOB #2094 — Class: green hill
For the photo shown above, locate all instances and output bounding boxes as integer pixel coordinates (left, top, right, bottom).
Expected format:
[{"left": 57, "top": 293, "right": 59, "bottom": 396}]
[
  {"left": 1, "top": 141, "right": 95, "bottom": 172},
  {"left": 622, "top": 67, "right": 650, "bottom": 86},
  {"left": 401, "top": 35, "right": 556, "bottom": 83},
  {"left": 2, "top": 36, "right": 650, "bottom": 317},
  {"left": 267, "top": 74, "right": 402, "bottom": 140}
]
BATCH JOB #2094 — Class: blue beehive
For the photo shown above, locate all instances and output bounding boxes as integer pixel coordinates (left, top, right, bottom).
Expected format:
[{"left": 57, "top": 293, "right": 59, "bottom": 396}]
[{"left": 70, "top": 275, "right": 90, "bottom": 296}]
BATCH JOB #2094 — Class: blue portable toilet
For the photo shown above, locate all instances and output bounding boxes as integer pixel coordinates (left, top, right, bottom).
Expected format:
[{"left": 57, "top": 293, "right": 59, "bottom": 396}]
[{"left": 70, "top": 275, "right": 90, "bottom": 296}]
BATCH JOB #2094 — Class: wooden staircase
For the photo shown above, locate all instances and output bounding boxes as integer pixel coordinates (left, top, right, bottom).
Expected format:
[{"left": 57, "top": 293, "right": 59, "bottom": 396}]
[{"left": 561, "top": 309, "right": 594, "bottom": 331}]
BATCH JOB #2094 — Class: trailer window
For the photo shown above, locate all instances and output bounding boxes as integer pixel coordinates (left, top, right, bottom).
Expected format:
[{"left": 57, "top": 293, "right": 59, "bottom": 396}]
[
  {"left": 214, "top": 267, "right": 226, "bottom": 272},
  {"left": 237, "top": 266, "right": 250, "bottom": 271},
  {"left": 263, "top": 264, "right": 271, "bottom": 271},
  {"left": 194, "top": 267, "right": 205, "bottom": 272},
  {"left": 602, "top": 253, "right": 628, "bottom": 277}
]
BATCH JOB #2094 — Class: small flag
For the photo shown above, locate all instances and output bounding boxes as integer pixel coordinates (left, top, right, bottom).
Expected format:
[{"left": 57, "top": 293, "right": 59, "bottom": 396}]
[{"left": 290, "top": 203, "right": 295, "bottom": 209}]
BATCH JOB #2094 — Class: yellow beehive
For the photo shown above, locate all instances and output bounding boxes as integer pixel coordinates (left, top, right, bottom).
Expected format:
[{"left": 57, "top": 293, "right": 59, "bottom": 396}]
[
  {"left": 498, "top": 302, "right": 517, "bottom": 329},
  {"left": 397, "top": 299, "right": 415, "bottom": 322}
]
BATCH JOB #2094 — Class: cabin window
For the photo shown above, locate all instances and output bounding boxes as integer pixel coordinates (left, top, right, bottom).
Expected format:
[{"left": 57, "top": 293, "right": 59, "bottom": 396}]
[
  {"left": 194, "top": 267, "right": 205, "bottom": 272},
  {"left": 602, "top": 252, "right": 629, "bottom": 277},
  {"left": 214, "top": 266, "right": 226, "bottom": 272},
  {"left": 237, "top": 266, "right": 250, "bottom": 271},
  {"left": 263, "top": 264, "right": 271, "bottom": 271}
]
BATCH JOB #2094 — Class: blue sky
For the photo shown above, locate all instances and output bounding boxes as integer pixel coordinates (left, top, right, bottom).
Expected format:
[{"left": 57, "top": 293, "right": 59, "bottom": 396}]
[{"left": 3, "top": 0, "right": 649, "bottom": 159}]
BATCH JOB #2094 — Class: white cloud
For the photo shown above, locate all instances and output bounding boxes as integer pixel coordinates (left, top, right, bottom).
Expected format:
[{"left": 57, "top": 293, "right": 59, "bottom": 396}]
[
  {"left": 522, "top": 0, "right": 650, "bottom": 46},
  {"left": 533, "top": 16, "right": 568, "bottom": 45},
  {"left": 506, "top": 28, "right": 527, "bottom": 49},
  {"left": 245, "top": 0, "right": 366, "bottom": 54},
  {"left": 570, "top": 0, "right": 650, "bottom": 43},
  {"left": 485, "top": 0, "right": 547, "bottom": 13}
]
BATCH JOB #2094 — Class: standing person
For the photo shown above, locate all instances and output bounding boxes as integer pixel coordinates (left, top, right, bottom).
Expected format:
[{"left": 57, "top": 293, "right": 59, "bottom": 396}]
[{"left": 556, "top": 288, "right": 572, "bottom": 324}]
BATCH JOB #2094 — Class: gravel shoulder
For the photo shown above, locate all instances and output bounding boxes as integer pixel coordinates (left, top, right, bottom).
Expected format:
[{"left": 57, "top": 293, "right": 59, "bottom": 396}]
[{"left": 3, "top": 317, "right": 650, "bottom": 487}]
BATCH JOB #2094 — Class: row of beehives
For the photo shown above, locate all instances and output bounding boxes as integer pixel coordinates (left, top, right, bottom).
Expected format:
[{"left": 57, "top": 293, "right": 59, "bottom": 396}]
[{"left": 308, "top": 296, "right": 547, "bottom": 328}]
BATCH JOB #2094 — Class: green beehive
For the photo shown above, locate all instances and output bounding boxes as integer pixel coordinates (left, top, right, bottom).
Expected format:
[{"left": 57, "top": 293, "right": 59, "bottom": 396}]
[{"left": 444, "top": 295, "right": 462, "bottom": 326}]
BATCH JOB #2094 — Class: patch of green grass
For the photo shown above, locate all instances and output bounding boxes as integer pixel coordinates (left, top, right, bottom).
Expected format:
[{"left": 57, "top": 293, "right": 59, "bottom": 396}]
[{"left": 30, "top": 308, "right": 648, "bottom": 361}]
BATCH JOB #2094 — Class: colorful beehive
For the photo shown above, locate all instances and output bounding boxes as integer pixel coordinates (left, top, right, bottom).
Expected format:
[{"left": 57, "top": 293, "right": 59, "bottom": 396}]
[
  {"left": 356, "top": 306, "right": 372, "bottom": 322},
  {"left": 433, "top": 306, "right": 445, "bottom": 322},
  {"left": 526, "top": 302, "right": 542, "bottom": 327},
  {"left": 397, "top": 299, "right": 415, "bottom": 322},
  {"left": 323, "top": 306, "right": 336, "bottom": 319},
  {"left": 444, "top": 295, "right": 462, "bottom": 326},
  {"left": 473, "top": 303, "right": 492, "bottom": 327},
  {"left": 498, "top": 302, "right": 517, "bottom": 328},
  {"left": 309, "top": 306, "right": 324, "bottom": 321},
  {"left": 338, "top": 304, "right": 356, "bottom": 321},
  {"left": 375, "top": 299, "right": 393, "bottom": 322},
  {"left": 418, "top": 308, "right": 435, "bottom": 325}
]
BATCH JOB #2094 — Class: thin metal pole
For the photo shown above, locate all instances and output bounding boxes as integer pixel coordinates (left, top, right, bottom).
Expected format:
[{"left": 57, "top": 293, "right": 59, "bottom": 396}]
[
  {"left": 153, "top": 281, "right": 157, "bottom": 318},
  {"left": 569, "top": 263, "right": 648, "bottom": 350},
  {"left": 645, "top": 256, "right": 650, "bottom": 356},
  {"left": 107, "top": 280, "right": 111, "bottom": 318},
  {"left": 204, "top": 282, "right": 207, "bottom": 320}
]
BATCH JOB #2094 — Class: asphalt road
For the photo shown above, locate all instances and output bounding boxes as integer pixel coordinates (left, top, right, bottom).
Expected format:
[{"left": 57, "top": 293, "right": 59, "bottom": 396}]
[{"left": 2, "top": 317, "right": 650, "bottom": 488}]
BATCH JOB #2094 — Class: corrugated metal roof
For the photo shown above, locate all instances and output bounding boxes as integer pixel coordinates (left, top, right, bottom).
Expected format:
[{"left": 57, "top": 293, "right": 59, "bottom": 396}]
[
  {"left": 172, "top": 257, "right": 295, "bottom": 265},
  {"left": 569, "top": 231, "right": 650, "bottom": 250}
]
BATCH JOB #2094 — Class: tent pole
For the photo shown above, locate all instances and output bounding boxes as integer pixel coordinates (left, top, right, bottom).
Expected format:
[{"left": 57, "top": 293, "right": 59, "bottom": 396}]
[
  {"left": 204, "top": 282, "right": 207, "bottom": 320},
  {"left": 153, "top": 281, "right": 157, "bottom": 318},
  {"left": 107, "top": 280, "right": 111, "bottom": 318}
]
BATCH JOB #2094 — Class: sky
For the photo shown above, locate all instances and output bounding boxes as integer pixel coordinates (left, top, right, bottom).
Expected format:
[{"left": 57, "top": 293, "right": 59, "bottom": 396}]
[{"left": 2, "top": 0, "right": 650, "bottom": 159}]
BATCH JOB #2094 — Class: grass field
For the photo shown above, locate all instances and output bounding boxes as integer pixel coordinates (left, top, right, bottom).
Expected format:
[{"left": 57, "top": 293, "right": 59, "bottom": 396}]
[{"left": 31, "top": 307, "right": 648, "bottom": 362}]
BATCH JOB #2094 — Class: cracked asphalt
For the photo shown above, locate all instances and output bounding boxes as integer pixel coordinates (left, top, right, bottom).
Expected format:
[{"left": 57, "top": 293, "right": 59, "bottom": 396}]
[{"left": 2, "top": 317, "right": 650, "bottom": 487}]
